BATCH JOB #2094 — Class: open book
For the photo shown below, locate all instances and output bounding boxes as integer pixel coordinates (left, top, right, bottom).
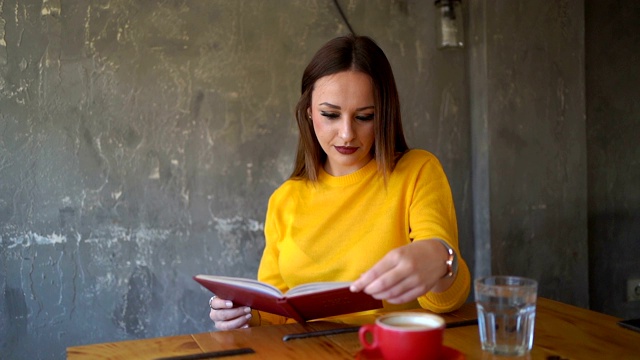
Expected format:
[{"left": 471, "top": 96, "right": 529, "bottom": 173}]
[{"left": 194, "top": 274, "right": 383, "bottom": 322}]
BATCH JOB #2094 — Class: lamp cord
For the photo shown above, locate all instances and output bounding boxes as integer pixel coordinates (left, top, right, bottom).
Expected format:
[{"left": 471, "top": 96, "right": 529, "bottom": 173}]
[{"left": 332, "top": 0, "right": 355, "bottom": 35}]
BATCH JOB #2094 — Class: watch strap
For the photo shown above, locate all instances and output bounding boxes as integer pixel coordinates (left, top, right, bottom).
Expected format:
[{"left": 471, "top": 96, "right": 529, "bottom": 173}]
[{"left": 435, "top": 239, "right": 457, "bottom": 278}]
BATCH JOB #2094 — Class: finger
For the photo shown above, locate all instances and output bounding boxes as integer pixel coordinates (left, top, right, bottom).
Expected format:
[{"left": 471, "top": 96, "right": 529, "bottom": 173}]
[
  {"left": 350, "top": 252, "right": 400, "bottom": 292},
  {"left": 210, "top": 306, "right": 252, "bottom": 322},
  {"left": 361, "top": 251, "right": 417, "bottom": 295},
  {"left": 214, "top": 313, "right": 252, "bottom": 331},
  {"left": 364, "top": 265, "right": 417, "bottom": 299},
  {"left": 210, "top": 297, "right": 234, "bottom": 309},
  {"left": 371, "top": 275, "right": 431, "bottom": 304},
  {"left": 386, "top": 286, "right": 430, "bottom": 304}
]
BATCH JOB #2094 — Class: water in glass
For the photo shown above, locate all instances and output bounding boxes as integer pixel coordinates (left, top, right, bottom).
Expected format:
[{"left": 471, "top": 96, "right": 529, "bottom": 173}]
[{"left": 475, "top": 276, "right": 537, "bottom": 356}]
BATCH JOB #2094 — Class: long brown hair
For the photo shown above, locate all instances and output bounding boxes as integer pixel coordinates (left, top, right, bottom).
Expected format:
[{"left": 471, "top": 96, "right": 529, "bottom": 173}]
[{"left": 290, "top": 34, "right": 409, "bottom": 181}]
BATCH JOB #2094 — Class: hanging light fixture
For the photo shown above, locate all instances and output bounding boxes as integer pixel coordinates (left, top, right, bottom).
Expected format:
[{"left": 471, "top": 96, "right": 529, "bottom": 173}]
[{"left": 434, "top": 0, "right": 464, "bottom": 49}]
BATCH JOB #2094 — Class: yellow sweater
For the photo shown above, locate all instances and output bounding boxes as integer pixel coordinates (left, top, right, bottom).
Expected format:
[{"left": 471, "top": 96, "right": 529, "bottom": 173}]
[{"left": 256, "top": 149, "right": 470, "bottom": 324}]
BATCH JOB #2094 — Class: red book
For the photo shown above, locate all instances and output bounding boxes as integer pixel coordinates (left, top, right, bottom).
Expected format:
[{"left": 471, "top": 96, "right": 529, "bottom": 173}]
[{"left": 194, "top": 274, "right": 383, "bottom": 322}]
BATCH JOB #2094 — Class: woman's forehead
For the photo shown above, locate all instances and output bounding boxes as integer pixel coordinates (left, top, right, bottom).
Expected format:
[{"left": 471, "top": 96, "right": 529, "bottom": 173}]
[{"left": 311, "top": 71, "right": 374, "bottom": 106}]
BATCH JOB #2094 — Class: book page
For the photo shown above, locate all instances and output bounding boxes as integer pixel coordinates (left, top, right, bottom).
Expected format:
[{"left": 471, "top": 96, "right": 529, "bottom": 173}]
[
  {"left": 196, "top": 275, "right": 284, "bottom": 297},
  {"left": 286, "top": 282, "right": 352, "bottom": 297}
]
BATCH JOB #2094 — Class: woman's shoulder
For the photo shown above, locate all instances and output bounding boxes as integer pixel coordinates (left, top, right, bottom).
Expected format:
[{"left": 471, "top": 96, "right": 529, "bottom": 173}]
[
  {"left": 268, "top": 178, "right": 308, "bottom": 201},
  {"left": 396, "top": 149, "right": 442, "bottom": 168},
  {"left": 390, "top": 149, "right": 447, "bottom": 181},
  {"left": 390, "top": 149, "right": 449, "bottom": 188}
]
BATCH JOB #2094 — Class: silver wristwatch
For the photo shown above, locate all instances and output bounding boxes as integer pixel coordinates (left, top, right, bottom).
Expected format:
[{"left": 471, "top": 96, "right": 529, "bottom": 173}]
[{"left": 437, "top": 240, "right": 459, "bottom": 278}]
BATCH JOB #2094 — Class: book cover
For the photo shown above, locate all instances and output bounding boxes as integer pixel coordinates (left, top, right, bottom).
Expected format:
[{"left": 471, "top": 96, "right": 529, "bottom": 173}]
[{"left": 194, "top": 274, "right": 383, "bottom": 322}]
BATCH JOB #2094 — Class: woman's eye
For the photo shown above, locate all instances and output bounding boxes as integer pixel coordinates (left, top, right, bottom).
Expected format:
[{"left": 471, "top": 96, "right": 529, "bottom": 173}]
[
  {"left": 357, "top": 114, "right": 375, "bottom": 121},
  {"left": 320, "top": 112, "right": 340, "bottom": 119}
]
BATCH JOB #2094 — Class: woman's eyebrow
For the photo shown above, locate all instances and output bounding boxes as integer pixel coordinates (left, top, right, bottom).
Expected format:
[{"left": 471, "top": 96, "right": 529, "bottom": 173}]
[{"left": 318, "top": 102, "right": 374, "bottom": 111}]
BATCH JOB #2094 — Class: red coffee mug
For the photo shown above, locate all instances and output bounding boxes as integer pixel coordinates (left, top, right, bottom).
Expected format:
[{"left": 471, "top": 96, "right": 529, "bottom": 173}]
[{"left": 358, "top": 312, "right": 445, "bottom": 360}]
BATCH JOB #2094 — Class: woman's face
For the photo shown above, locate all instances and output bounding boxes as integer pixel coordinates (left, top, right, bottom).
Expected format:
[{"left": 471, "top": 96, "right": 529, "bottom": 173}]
[{"left": 308, "top": 71, "right": 375, "bottom": 176}]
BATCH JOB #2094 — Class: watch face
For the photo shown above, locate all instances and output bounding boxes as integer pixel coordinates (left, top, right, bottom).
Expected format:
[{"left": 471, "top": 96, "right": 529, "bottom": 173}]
[
  {"left": 451, "top": 254, "right": 459, "bottom": 275},
  {"left": 438, "top": 240, "right": 458, "bottom": 278}
]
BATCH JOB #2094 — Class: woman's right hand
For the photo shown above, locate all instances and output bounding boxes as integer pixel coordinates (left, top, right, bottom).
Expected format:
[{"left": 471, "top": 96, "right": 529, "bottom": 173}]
[{"left": 208, "top": 296, "right": 253, "bottom": 330}]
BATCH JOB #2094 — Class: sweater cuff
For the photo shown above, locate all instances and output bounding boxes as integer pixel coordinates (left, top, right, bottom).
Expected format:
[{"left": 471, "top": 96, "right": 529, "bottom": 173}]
[{"left": 418, "top": 258, "right": 471, "bottom": 313}]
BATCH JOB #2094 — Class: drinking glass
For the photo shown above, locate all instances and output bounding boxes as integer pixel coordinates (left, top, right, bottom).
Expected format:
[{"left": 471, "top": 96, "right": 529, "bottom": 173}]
[{"left": 474, "top": 276, "right": 538, "bottom": 356}]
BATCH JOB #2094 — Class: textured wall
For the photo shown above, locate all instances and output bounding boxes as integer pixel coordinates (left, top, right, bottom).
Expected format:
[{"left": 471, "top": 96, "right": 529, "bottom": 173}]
[
  {"left": 468, "top": 1, "right": 589, "bottom": 307},
  {"left": 493, "top": 1, "right": 588, "bottom": 306},
  {"left": 0, "top": 1, "right": 471, "bottom": 359},
  {"left": 5, "top": 1, "right": 636, "bottom": 359},
  {"left": 586, "top": 0, "right": 640, "bottom": 319}
]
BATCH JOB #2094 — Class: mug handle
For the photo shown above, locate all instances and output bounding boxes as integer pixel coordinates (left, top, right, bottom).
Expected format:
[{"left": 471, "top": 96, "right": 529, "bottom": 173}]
[{"left": 358, "top": 324, "right": 378, "bottom": 350}]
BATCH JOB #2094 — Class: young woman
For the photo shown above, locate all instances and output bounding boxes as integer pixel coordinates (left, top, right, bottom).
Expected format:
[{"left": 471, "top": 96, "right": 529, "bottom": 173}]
[{"left": 209, "top": 34, "right": 470, "bottom": 330}]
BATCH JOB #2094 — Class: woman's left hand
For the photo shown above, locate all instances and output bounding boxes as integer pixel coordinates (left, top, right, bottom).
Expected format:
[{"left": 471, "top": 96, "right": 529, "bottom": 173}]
[{"left": 349, "top": 240, "right": 453, "bottom": 304}]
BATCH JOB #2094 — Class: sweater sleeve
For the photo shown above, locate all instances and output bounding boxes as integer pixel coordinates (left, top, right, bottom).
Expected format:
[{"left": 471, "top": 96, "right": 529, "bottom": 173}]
[
  {"left": 257, "top": 187, "right": 288, "bottom": 293},
  {"left": 408, "top": 152, "right": 471, "bottom": 311},
  {"left": 418, "top": 257, "right": 471, "bottom": 312}
]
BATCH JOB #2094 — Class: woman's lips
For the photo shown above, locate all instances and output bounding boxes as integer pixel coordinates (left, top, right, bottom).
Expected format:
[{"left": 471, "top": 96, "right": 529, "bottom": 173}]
[{"left": 334, "top": 146, "right": 358, "bottom": 155}]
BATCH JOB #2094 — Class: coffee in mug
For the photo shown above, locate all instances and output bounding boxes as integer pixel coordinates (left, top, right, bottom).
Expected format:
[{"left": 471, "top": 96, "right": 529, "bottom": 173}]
[{"left": 358, "top": 312, "right": 445, "bottom": 360}]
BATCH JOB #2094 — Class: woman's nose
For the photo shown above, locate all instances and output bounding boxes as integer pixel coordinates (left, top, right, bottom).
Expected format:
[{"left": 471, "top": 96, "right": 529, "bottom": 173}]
[{"left": 338, "top": 118, "right": 355, "bottom": 141}]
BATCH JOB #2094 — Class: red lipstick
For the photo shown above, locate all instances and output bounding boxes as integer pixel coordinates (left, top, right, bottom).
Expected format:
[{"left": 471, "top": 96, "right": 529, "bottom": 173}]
[{"left": 335, "top": 146, "right": 358, "bottom": 155}]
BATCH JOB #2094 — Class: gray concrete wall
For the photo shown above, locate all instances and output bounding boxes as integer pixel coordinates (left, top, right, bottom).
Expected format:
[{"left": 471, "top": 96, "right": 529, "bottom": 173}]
[
  {"left": 586, "top": 0, "right": 640, "bottom": 319},
  {"left": 468, "top": 1, "right": 589, "bottom": 307},
  {"left": 1, "top": 1, "right": 638, "bottom": 359},
  {"left": 0, "top": 1, "right": 471, "bottom": 359}
]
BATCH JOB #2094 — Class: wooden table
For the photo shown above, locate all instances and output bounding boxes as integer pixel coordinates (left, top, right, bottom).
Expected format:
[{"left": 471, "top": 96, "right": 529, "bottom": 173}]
[{"left": 67, "top": 298, "right": 640, "bottom": 359}]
